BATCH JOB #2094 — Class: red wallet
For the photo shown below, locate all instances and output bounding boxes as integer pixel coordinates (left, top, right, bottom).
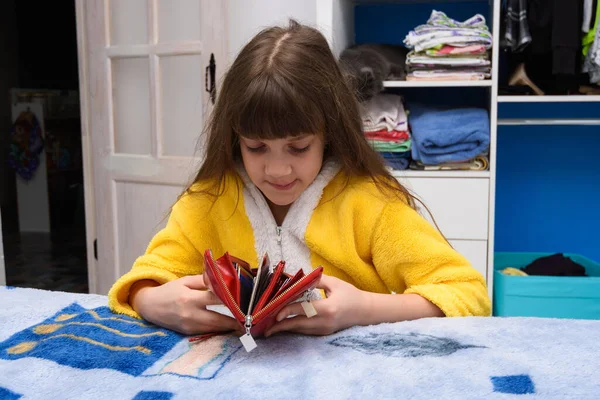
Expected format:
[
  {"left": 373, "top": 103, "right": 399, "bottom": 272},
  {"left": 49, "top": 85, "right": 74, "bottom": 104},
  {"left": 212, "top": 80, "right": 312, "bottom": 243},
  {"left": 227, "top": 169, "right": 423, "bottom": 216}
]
[{"left": 201, "top": 249, "right": 323, "bottom": 347}]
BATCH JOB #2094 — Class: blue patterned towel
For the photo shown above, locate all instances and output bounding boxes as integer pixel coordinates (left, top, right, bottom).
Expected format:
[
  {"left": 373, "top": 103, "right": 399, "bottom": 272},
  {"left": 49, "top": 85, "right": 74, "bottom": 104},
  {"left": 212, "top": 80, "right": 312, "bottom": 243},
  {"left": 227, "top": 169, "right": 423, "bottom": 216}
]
[
  {"left": 1, "top": 286, "right": 599, "bottom": 399},
  {"left": 409, "top": 103, "right": 490, "bottom": 164}
]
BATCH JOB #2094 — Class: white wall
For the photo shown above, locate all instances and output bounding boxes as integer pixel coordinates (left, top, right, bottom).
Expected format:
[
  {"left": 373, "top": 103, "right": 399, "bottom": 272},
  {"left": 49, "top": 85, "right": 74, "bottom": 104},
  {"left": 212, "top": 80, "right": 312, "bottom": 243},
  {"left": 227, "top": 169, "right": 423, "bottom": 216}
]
[
  {"left": 331, "top": 0, "right": 354, "bottom": 57},
  {"left": 227, "top": 0, "right": 317, "bottom": 62}
]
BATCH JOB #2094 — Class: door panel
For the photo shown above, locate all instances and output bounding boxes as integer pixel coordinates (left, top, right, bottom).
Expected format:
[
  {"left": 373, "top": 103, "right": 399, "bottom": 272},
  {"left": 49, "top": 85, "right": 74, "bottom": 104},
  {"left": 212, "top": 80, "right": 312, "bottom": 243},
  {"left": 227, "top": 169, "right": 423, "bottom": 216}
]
[
  {"left": 79, "top": 0, "right": 227, "bottom": 294},
  {"left": 159, "top": 54, "right": 204, "bottom": 158},
  {"left": 115, "top": 182, "right": 183, "bottom": 277},
  {"left": 112, "top": 57, "right": 153, "bottom": 155}
]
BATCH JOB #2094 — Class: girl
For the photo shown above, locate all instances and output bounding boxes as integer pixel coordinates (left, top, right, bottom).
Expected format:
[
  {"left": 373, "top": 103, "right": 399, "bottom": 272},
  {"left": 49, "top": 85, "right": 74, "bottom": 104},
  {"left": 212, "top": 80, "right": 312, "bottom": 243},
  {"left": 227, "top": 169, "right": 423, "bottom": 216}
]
[{"left": 108, "top": 20, "right": 491, "bottom": 338}]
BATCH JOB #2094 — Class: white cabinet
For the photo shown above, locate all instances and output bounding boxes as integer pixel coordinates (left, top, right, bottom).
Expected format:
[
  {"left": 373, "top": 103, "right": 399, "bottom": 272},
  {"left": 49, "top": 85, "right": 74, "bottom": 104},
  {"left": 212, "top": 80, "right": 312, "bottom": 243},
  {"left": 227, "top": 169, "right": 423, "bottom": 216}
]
[
  {"left": 400, "top": 177, "right": 489, "bottom": 241},
  {"left": 450, "top": 239, "right": 488, "bottom": 281}
]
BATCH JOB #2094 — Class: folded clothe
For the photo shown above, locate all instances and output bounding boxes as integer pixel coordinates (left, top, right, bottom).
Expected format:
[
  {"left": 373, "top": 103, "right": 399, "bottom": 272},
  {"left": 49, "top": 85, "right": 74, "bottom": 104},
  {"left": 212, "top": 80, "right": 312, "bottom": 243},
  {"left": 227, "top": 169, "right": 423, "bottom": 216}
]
[
  {"left": 380, "top": 151, "right": 411, "bottom": 159},
  {"left": 407, "top": 36, "right": 493, "bottom": 53},
  {"left": 501, "top": 267, "right": 529, "bottom": 276},
  {"left": 364, "top": 121, "right": 408, "bottom": 133},
  {"left": 406, "top": 72, "right": 489, "bottom": 81},
  {"left": 364, "top": 130, "right": 410, "bottom": 142},
  {"left": 521, "top": 253, "right": 587, "bottom": 277},
  {"left": 407, "top": 52, "right": 490, "bottom": 67},
  {"left": 404, "top": 11, "right": 493, "bottom": 52},
  {"left": 408, "top": 103, "right": 489, "bottom": 165},
  {"left": 381, "top": 151, "right": 410, "bottom": 170},
  {"left": 407, "top": 65, "right": 491, "bottom": 72},
  {"left": 404, "top": 11, "right": 492, "bottom": 83},
  {"left": 426, "top": 44, "right": 487, "bottom": 56},
  {"left": 409, "top": 154, "right": 489, "bottom": 171},
  {"left": 361, "top": 94, "right": 408, "bottom": 132},
  {"left": 426, "top": 10, "right": 488, "bottom": 29},
  {"left": 369, "top": 139, "right": 411, "bottom": 153}
]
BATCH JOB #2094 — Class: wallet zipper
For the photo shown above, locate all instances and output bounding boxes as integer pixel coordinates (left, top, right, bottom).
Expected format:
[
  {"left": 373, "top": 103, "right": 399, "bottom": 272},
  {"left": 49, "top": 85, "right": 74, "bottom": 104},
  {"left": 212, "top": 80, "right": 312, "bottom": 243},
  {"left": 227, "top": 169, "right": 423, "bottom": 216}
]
[
  {"left": 276, "top": 226, "right": 283, "bottom": 259},
  {"left": 251, "top": 273, "right": 313, "bottom": 323}
]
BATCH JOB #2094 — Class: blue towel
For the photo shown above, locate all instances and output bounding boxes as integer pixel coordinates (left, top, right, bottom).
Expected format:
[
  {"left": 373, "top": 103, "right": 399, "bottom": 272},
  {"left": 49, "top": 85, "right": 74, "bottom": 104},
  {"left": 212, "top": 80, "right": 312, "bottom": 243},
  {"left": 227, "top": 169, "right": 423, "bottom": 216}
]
[
  {"left": 380, "top": 151, "right": 410, "bottom": 170},
  {"left": 408, "top": 103, "right": 490, "bottom": 164}
]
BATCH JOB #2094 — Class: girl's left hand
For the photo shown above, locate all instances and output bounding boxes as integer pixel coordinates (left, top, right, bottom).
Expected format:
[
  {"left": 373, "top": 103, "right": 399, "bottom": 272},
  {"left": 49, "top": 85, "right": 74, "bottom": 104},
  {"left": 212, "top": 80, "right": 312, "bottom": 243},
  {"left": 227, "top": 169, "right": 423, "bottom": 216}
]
[{"left": 264, "top": 274, "right": 371, "bottom": 337}]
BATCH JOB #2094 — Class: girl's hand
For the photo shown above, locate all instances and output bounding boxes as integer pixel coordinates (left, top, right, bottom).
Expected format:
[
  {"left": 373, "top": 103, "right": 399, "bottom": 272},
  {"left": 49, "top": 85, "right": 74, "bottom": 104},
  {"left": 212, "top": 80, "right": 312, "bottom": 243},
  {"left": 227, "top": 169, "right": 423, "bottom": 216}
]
[
  {"left": 130, "top": 275, "right": 241, "bottom": 336},
  {"left": 264, "top": 275, "right": 371, "bottom": 337}
]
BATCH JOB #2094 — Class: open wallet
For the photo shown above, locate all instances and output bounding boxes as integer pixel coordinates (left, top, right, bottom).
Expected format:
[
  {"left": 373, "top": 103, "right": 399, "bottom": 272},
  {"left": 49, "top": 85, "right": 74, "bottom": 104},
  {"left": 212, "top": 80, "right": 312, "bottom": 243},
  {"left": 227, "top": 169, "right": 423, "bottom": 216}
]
[{"left": 200, "top": 249, "right": 323, "bottom": 352}]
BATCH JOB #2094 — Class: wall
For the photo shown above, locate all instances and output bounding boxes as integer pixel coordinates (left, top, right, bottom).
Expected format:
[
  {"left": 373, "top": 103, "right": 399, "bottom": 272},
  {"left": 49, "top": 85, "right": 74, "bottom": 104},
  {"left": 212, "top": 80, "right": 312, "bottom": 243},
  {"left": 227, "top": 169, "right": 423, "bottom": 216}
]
[
  {"left": 496, "top": 103, "right": 600, "bottom": 262},
  {"left": 227, "top": 0, "right": 316, "bottom": 61},
  {"left": 0, "top": 212, "right": 4, "bottom": 285},
  {"left": 0, "top": 0, "right": 20, "bottom": 235},
  {"left": 14, "top": 0, "right": 79, "bottom": 90},
  {"left": 354, "top": 1, "right": 490, "bottom": 46},
  {"left": 331, "top": 0, "right": 354, "bottom": 57}
]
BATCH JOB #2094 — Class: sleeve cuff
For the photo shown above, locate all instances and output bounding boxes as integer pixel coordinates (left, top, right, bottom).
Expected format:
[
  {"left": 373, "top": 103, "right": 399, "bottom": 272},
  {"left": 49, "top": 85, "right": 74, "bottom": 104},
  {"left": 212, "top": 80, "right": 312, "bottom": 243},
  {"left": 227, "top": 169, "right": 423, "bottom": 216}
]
[
  {"left": 107, "top": 266, "right": 181, "bottom": 318},
  {"left": 404, "top": 281, "right": 491, "bottom": 317}
]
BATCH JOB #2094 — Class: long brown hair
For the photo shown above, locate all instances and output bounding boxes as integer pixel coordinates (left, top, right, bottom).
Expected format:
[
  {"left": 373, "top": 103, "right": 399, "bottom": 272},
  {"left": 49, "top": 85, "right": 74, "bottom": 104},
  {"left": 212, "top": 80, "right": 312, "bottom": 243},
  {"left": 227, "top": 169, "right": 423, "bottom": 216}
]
[{"left": 184, "top": 20, "right": 419, "bottom": 210}]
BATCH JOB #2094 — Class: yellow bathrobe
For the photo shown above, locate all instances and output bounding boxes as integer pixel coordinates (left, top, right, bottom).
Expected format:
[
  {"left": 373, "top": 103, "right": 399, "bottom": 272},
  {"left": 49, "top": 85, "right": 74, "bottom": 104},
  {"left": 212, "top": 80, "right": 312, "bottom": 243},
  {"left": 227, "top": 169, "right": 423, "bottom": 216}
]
[{"left": 108, "top": 162, "right": 491, "bottom": 319}]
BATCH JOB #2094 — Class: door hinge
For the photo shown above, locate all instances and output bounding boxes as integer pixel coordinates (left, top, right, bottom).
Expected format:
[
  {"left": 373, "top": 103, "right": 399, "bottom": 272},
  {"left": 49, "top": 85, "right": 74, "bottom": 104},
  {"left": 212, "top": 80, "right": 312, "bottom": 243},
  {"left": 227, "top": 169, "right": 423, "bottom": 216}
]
[{"left": 94, "top": 239, "right": 98, "bottom": 260}]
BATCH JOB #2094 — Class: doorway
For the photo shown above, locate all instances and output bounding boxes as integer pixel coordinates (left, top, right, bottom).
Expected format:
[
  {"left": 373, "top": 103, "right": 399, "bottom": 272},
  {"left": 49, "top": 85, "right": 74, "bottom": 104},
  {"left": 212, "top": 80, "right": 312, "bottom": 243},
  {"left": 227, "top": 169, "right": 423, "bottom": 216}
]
[{"left": 0, "top": 0, "right": 88, "bottom": 293}]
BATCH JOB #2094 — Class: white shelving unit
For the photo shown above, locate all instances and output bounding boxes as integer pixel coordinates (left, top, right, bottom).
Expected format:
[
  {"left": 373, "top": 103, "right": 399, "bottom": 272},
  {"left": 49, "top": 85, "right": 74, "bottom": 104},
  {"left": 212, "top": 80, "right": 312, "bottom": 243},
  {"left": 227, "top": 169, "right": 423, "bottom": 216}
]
[
  {"left": 384, "top": 80, "right": 492, "bottom": 88},
  {"left": 498, "top": 95, "right": 600, "bottom": 103},
  {"left": 317, "top": 0, "right": 501, "bottom": 298},
  {"left": 498, "top": 119, "right": 600, "bottom": 126},
  {"left": 391, "top": 170, "right": 491, "bottom": 178}
]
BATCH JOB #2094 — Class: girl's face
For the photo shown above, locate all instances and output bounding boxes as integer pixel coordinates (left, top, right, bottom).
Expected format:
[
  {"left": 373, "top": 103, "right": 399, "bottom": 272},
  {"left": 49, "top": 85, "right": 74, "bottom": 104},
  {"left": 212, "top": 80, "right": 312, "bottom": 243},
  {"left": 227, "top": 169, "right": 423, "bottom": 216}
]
[{"left": 239, "top": 134, "right": 325, "bottom": 207}]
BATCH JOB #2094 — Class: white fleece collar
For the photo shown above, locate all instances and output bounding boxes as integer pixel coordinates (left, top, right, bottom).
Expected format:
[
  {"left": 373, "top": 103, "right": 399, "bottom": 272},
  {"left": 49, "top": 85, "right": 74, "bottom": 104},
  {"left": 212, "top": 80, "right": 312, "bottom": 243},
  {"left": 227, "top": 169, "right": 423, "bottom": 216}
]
[{"left": 236, "top": 160, "right": 341, "bottom": 277}]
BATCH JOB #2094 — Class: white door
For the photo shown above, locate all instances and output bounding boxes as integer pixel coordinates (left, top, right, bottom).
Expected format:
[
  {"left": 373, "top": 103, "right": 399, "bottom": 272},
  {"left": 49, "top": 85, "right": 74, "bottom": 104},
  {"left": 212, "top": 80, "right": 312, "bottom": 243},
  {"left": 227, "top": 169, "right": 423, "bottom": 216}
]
[{"left": 77, "top": 0, "right": 228, "bottom": 294}]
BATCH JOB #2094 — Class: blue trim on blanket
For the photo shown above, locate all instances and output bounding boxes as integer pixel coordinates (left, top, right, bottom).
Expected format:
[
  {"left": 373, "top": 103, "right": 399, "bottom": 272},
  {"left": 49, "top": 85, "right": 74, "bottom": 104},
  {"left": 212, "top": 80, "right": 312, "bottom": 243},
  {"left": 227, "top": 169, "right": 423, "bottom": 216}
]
[
  {"left": 132, "top": 391, "right": 173, "bottom": 400},
  {"left": 0, "top": 303, "right": 183, "bottom": 376},
  {"left": 491, "top": 374, "right": 535, "bottom": 394},
  {"left": 0, "top": 387, "right": 22, "bottom": 399}
]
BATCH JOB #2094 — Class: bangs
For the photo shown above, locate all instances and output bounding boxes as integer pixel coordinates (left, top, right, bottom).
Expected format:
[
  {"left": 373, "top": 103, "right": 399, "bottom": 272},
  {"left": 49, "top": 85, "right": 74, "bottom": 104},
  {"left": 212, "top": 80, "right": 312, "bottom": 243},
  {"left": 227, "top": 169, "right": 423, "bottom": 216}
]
[{"left": 232, "top": 73, "right": 326, "bottom": 140}]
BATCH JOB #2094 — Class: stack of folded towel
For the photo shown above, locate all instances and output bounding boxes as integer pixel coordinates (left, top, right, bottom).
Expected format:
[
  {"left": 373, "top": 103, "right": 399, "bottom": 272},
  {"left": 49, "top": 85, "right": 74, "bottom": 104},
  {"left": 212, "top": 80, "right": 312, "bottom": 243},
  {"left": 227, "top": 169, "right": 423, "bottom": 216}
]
[
  {"left": 403, "top": 10, "right": 492, "bottom": 81},
  {"left": 407, "top": 103, "right": 490, "bottom": 169},
  {"left": 361, "top": 94, "right": 411, "bottom": 170}
]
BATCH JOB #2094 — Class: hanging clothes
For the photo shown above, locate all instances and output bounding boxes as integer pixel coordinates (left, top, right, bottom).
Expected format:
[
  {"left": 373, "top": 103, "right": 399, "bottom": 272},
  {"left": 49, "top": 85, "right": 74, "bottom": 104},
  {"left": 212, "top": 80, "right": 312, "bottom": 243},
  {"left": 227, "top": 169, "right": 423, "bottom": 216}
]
[
  {"left": 504, "top": 0, "right": 532, "bottom": 52},
  {"left": 583, "top": 0, "right": 600, "bottom": 82},
  {"left": 527, "top": 0, "right": 583, "bottom": 75},
  {"left": 583, "top": 0, "right": 594, "bottom": 33}
]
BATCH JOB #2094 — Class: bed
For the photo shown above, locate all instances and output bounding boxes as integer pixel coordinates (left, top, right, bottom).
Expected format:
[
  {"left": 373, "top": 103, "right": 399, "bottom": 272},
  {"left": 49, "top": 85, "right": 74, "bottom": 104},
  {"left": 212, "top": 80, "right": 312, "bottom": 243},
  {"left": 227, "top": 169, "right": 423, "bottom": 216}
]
[{"left": 1, "top": 286, "right": 598, "bottom": 399}]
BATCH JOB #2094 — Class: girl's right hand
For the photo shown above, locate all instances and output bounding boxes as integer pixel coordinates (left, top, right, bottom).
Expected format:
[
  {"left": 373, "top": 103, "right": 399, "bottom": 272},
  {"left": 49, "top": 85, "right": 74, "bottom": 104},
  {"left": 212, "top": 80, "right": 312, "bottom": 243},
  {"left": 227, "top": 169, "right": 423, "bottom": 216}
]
[{"left": 130, "top": 275, "right": 241, "bottom": 335}]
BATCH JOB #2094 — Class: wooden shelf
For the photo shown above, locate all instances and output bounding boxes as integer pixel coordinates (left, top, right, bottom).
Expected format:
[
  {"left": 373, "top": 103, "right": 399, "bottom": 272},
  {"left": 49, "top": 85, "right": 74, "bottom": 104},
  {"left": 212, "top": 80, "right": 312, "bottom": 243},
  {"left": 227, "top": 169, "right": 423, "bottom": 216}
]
[
  {"left": 498, "top": 95, "right": 600, "bottom": 103},
  {"left": 384, "top": 80, "right": 492, "bottom": 88},
  {"left": 390, "top": 170, "right": 490, "bottom": 178}
]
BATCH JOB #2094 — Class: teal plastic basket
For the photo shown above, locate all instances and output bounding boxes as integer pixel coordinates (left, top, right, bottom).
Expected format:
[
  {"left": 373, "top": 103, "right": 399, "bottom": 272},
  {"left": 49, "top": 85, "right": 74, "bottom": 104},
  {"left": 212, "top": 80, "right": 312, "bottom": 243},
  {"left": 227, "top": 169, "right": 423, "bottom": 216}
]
[{"left": 493, "top": 252, "right": 600, "bottom": 319}]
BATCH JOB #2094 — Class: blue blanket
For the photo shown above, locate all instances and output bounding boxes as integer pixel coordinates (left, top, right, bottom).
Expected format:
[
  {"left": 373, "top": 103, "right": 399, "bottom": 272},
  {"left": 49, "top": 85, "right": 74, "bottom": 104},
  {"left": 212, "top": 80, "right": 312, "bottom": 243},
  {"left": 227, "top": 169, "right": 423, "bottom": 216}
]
[
  {"left": 409, "top": 103, "right": 490, "bottom": 164},
  {"left": 1, "top": 286, "right": 599, "bottom": 399}
]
